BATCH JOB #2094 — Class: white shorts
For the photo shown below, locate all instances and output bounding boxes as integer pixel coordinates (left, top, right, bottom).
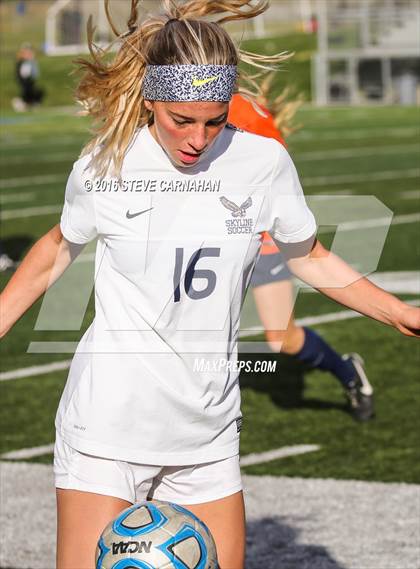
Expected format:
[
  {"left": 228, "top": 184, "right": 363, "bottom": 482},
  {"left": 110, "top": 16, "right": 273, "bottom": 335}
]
[{"left": 53, "top": 431, "right": 242, "bottom": 505}]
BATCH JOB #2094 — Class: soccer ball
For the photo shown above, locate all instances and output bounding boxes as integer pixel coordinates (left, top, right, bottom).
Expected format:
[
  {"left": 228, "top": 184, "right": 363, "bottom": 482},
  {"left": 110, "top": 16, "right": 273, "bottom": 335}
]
[{"left": 95, "top": 499, "right": 218, "bottom": 569}]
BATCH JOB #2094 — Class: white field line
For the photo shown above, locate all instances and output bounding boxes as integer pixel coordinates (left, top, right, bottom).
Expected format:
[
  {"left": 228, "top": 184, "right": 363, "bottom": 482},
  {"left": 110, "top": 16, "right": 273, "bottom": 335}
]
[
  {"left": 293, "top": 126, "right": 419, "bottom": 141},
  {"left": 0, "top": 360, "right": 71, "bottom": 381},
  {"left": 0, "top": 136, "right": 33, "bottom": 146},
  {"left": 0, "top": 134, "right": 83, "bottom": 149},
  {"left": 1, "top": 168, "right": 419, "bottom": 192},
  {"left": 0, "top": 443, "right": 319, "bottom": 462},
  {"left": 303, "top": 168, "right": 420, "bottom": 187},
  {"left": 0, "top": 174, "right": 65, "bottom": 190},
  {"left": 299, "top": 298, "right": 420, "bottom": 324},
  {"left": 0, "top": 192, "right": 35, "bottom": 204},
  {"left": 317, "top": 212, "right": 420, "bottom": 232},
  {"left": 296, "top": 144, "right": 420, "bottom": 161},
  {"left": 239, "top": 298, "right": 420, "bottom": 337},
  {"left": 240, "top": 445, "right": 320, "bottom": 467},
  {"left": 381, "top": 213, "right": 420, "bottom": 227},
  {"left": 0, "top": 152, "right": 75, "bottom": 166},
  {"left": 401, "top": 189, "right": 420, "bottom": 200},
  {"left": 3, "top": 299, "right": 419, "bottom": 382},
  {"left": 300, "top": 271, "right": 420, "bottom": 296},
  {"left": 0, "top": 105, "right": 77, "bottom": 121},
  {"left": 315, "top": 189, "right": 355, "bottom": 195},
  {"left": 240, "top": 309, "right": 361, "bottom": 336},
  {"left": 311, "top": 192, "right": 356, "bottom": 200},
  {"left": 0, "top": 205, "right": 62, "bottom": 220},
  {"left": 1, "top": 444, "right": 55, "bottom": 460}
]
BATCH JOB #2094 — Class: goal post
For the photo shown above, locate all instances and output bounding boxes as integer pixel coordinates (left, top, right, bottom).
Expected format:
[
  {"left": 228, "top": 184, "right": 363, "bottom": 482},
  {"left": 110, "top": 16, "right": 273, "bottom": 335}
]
[{"left": 45, "top": 0, "right": 118, "bottom": 56}]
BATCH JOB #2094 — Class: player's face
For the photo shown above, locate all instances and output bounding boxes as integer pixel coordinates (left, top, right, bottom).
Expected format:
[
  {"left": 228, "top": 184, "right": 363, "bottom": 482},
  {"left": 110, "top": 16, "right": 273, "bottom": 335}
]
[{"left": 145, "top": 101, "right": 229, "bottom": 168}]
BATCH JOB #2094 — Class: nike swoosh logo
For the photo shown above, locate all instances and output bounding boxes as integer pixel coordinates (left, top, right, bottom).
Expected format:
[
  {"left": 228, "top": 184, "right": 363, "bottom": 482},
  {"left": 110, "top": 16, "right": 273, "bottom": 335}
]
[
  {"left": 126, "top": 207, "right": 154, "bottom": 219},
  {"left": 192, "top": 76, "right": 219, "bottom": 87}
]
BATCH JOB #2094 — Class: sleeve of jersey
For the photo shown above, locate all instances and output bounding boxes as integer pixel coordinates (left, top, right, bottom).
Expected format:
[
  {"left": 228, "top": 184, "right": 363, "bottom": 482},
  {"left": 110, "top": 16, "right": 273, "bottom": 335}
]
[
  {"left": 267, "top": 144, "right": 317, "bottom": 257},
  {"left": 60, "top": 161, "right": 98, "bottom": 245}
]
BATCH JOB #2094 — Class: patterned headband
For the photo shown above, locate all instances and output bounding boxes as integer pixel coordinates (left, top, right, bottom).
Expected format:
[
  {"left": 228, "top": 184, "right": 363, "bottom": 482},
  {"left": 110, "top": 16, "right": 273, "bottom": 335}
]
[{"left": 142, "top": 64, "right": 237, "bottom": 102}]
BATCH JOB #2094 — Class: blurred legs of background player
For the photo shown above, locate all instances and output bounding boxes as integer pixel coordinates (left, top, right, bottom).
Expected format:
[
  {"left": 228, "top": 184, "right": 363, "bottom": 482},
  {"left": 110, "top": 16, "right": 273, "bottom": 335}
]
[
  {"left": 0, "top": 206, "right": 17, "bottom": 272},
  {"left": 228, "top": 93, "right": 374, "bottom": 422},
  {"left": 0, "top": 246, "right": 16, "bottom": 272},
  {"left": 251, "top": 245, "right": 374, "bottom": 421}
]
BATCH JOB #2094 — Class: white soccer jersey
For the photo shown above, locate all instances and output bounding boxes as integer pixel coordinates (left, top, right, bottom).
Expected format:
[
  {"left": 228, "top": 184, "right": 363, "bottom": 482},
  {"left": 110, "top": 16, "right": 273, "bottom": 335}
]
[{"left": 56, "top": 125, "right": 316, "bottom": 465}]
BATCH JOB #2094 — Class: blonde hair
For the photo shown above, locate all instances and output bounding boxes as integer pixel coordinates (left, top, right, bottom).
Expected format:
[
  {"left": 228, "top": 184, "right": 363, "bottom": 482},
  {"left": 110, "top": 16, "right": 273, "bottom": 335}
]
[
  {"left": 75, "top": 0, "right": 290, "bottom": 177},
  {"left": 257, "top": 73, "right": 304, "bottom": 138}
]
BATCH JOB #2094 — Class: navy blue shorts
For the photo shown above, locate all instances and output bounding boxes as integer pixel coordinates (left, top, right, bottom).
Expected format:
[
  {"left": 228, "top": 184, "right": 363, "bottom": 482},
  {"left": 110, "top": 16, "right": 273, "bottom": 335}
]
[{"left": 250, "top": 252, "right": 292, "bottom": 288}]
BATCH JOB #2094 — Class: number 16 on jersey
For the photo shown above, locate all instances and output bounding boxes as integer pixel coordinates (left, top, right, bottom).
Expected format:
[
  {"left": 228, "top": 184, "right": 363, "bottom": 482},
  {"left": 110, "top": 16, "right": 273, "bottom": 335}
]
[{"left": 173, "top": 247, "right": 221, "bottom": 302}]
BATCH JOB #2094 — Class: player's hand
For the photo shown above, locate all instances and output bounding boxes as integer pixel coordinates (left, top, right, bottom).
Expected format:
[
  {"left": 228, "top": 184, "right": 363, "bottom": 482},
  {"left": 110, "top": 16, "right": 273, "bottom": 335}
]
[{"left": 393, "top": 304, "right": 420, "bottom": 337}]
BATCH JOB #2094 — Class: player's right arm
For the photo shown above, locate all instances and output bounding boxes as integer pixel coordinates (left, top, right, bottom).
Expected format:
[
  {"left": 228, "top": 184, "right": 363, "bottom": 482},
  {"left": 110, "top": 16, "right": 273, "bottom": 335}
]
[{"left": 0, "top": 224, "right": 84, "bottom": 338}]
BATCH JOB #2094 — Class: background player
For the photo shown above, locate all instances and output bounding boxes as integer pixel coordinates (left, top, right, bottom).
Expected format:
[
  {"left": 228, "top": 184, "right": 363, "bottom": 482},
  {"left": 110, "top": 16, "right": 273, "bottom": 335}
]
[
  {"left": 12, "top": 42, "right": 44, "bottom": 112},
  {"left": 228, "top": 93, "right": 374, "bottom": 421}
]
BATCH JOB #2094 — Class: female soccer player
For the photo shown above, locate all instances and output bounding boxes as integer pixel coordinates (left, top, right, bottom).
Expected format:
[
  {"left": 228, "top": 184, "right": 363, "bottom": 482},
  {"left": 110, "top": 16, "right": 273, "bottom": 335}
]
[
  {"left": 228, "top": 93, "right": 374, "bottom": 421},
  {"left": 1, "top": 1, "right": 418, "bottom": 567}
]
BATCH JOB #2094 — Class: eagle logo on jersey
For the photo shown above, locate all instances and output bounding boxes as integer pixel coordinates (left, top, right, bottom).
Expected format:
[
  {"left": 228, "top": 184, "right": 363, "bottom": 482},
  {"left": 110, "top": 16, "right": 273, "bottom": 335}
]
[{"left": 219, "top": 196, "right": 253, "bottom": 218}]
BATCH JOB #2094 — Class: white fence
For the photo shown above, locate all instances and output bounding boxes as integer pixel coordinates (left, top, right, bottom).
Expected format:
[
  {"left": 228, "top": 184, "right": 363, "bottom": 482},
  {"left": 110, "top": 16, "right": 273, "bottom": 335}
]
[
  {"left": 44, "top": 0, "right": 317, "bottom": 55},
  {"left": 313, "top": 0, "right": 420, "bottom": 105}
]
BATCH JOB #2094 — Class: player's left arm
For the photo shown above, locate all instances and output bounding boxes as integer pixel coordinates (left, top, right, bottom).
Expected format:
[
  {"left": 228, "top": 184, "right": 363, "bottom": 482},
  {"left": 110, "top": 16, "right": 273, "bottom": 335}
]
[{"left": 284, "top": 237, "right": 420, "bottom": 338}]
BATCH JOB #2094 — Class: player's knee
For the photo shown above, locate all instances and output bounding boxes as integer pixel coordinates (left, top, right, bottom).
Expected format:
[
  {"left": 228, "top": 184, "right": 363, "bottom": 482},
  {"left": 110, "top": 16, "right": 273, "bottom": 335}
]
[
  {"left": 281, "top": 326, "right": 305, "bottom": 355},
  {"left": 265, "top": 330, "right": 286, "bottom": 353},
  {"left": 265, "top": 326, "right": 305, "bottom": 355}
]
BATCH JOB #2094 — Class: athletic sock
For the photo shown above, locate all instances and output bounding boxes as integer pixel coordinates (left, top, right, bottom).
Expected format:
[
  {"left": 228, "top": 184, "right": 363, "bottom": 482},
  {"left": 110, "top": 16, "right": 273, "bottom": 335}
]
[{"left": 294, "top": 327, "right": 355, "bottom": 387}]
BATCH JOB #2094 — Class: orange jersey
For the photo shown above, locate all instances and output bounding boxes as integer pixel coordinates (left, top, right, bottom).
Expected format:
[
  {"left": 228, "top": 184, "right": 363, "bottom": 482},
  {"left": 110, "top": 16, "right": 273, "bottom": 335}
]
[
  {"left": 259, "top": 232, "right": 279, "bottom": 255},
  {"left": 228, "top": 94, "right": 285, "bottom": 255},
  {"left": 228, "top": 94, "right": 285, "bottom": 145}
]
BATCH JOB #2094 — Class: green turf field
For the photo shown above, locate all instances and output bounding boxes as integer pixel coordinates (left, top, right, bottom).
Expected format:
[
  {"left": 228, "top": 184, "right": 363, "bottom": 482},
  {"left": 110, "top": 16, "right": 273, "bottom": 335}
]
[{"left": 0, "top": 105, "right": 419, "bottom": 484}]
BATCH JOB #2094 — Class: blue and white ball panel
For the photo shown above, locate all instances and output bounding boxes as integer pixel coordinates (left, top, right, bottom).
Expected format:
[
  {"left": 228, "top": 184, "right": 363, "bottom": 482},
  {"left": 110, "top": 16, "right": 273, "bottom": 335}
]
[{"left": 96, "top": 500, "right": 218, "bottom": 569}]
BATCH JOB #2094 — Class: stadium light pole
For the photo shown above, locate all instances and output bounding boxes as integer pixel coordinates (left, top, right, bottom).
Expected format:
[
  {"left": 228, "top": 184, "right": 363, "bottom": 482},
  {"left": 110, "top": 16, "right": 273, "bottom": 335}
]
[
  {"left": 97, "top": 0, "right": 109, "bottom": 44},
  {"left": 252, "top": 13, "right": 266, "bottom": 38},
  {"left": 314, "top": 0, "right": 329, "bottom": 105},
  {"left": 45, "top": 0, "right": 72, "bottom": 56},
  {"left": 360, "top": 0, "right": 371, "bottom": 49}
]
